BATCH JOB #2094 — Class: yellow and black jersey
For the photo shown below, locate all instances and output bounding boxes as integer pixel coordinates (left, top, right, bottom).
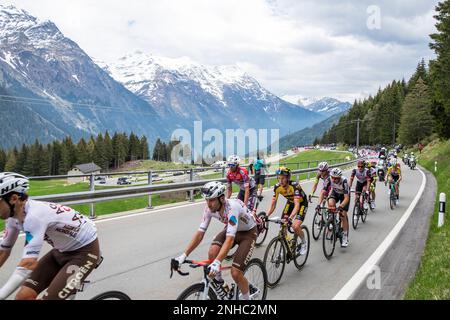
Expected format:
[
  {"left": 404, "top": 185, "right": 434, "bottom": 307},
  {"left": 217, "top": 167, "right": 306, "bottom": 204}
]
[{"left": 273, "top": 181, "right": 308, "bottom": 216}]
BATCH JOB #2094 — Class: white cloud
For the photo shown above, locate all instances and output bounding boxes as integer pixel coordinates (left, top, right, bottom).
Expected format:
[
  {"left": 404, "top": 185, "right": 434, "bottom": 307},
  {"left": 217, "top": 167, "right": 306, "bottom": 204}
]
[{"left": 3, "top": 0, "right": 439, "bottom": 102}]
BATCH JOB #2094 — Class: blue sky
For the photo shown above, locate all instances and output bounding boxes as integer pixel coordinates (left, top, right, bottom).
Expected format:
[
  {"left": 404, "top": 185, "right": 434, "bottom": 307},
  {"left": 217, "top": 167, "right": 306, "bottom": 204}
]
[{"left": 3, "top": 0, "right": 439, "bottom": 103}]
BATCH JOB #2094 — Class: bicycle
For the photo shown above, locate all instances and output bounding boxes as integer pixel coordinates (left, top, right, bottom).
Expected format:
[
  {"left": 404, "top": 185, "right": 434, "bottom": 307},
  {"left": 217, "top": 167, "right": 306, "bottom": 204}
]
[
  {"left": 386, "top": 180, "right": 398, "bottom": 210},
  {"left": 310, "top": 195, "right": 328, "bottom": 241},
  {"left": 170, "top": 258, "right": 268, "bottom": 300},
  {"left": 262, "top": 216, "right": 310, "bottom": 288},
  {"left": 350, "top": 190, "right": 368, "bottom": 229},
  {"left": 322, "top": 207, "right": 349, "bottom": 260}
]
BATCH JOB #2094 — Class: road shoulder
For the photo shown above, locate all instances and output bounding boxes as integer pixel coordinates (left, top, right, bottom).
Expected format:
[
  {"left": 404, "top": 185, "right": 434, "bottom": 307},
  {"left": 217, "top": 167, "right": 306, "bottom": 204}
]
[{"left": 352, "top": 167, "right": 437, "bottom": 299}]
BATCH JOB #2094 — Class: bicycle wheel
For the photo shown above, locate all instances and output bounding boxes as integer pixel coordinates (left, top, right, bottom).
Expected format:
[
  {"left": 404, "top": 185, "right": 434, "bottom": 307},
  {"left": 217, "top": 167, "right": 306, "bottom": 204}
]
[
  {"left": 323, "top": 218, "right": 336, "bottom": 260},
  {"left": 293, "top": 225, "right": 310, "bottom": 270},
  {"left": 255, "top": 211, "right": 269, "bottom": 247},
  {"left": 352, "top": 204, "right": 360, "bottom": 229},
  {"left": 177, "top": 283, "right": 218, "bottom": 300},
  {"left": 312, "top": 209, "right": 323, "bottom": 241},
  {"left": 263, "top": 237, "right": 286, "bottom": 288},
  {"left": 91, "top": 291, "right": 131, "bottom": 300},
  {"left": 389, "top": 186, "right": 396, "bottom": 210},
  {"left": 238, "top": 258, "right": 268, "bottom": 300},
  {"left": 361, "top": 205, "right": 368, "bottom": 223}
]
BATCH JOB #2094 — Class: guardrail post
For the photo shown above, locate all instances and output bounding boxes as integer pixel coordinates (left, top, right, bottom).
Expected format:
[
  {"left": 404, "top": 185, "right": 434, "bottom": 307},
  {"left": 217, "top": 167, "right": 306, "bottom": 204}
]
[
  {"left": 189, "top": 169, "right": 194, "bottom": 202},
  {"left": 438, "top": 193, "right": 445, "bottom": 228},
  {"left": 307, "top": 162, "right": 311, "bottom": 180},
  {"left": 147, "top": 171, "right": 153, "bottom": 209},
  {"left": 89, "top": 174, "right": 96, "bottom": 219},
  {"left": 435, "top": 161, "right": 437, "bottom": 172},
  {"left": 296, "top": 163, "right": 299, "bottom": 182},
  {"left": 222, "top": 167, "right": 226, "bottom": 178}
]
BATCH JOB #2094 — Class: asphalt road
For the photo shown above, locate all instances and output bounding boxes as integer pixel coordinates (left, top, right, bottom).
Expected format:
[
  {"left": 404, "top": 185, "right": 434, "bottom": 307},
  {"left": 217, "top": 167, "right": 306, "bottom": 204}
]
[{"left": 0, "top": 165, "right": 424, "bottom": 300}]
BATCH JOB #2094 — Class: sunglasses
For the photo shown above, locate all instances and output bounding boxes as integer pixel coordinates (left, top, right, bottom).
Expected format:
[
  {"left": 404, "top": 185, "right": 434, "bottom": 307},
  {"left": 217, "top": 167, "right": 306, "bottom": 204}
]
[
  {"left": 228, "top": 164, "right": 237, "bottom": 168},
  {"left": 357, "top": 166, "right": 364, "bottom": 168}
]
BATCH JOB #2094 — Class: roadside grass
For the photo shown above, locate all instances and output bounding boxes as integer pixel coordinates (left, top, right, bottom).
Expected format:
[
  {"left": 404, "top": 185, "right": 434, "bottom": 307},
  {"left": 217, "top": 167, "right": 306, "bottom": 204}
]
[{"left": 404, "top": 139, "right": 450, "bottom": 300}]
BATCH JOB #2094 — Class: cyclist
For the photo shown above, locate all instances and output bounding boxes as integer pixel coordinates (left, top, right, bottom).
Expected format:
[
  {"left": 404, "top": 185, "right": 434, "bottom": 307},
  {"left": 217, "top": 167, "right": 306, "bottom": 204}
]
[
  {"left": 266, "top": 167, "right": 309, "bottom": 255},
  {"left": 367, "top": 162, "right": 378, "bottom": 209},
  {"left": 0, "top": 172, "right": 100, "bottom": 300},
  {"left": 379, "top": 147, "right": 387, "bottom": 159},
  {"left": 226, "top": 155, "right": 257, "bottom": 214},
  {"left": 309, "top": 162, "right": 330, "bottom": 201},
  {"left": 386, "top": 159, "right": 402, "bottom": 205},
  {"left": 252, "top": 155, "right": 268, "bottom": 200},
  {"left": 409, "top": 152, "right": 417, "bottom": 169},
  {"left": 172, "top": 181, "right": 258, "bottom": 300},
  {"left": 349, "top": 160, "right": 371, "bottom": 212},
  {"left": 326, "top": 168, "right": 350, "bottom": 247}
]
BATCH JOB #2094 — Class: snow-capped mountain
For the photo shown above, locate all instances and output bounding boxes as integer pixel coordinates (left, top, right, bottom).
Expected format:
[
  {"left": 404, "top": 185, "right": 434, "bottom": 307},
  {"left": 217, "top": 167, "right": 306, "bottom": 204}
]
[
  {"left": 0, "top": 5, "right": 167, "bottom": 149},
  {"left": 303, "top": 97, "right": 351, "bottom": 116},
  {"left": 282, "top": 95, "right": 351, "bottom": 116},
  {"left": 101, "top": 52, "right": 326, "bottom": 136}
]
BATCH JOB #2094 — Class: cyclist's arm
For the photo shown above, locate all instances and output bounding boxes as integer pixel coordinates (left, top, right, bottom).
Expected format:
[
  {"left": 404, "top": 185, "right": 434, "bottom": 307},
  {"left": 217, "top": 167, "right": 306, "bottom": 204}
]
[
  {"left": 310, "top": 180, "right": 319, "bottom": 196},
  {"left": 226, "top": 182, "right": 232, "bottom": 199},
  {"left": 243, "top": 185, "right": 250, "bottom": 206}
]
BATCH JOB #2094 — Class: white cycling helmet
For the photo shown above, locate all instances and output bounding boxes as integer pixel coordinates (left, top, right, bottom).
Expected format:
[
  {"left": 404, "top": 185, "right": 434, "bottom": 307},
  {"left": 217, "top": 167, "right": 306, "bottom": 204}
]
[
  {"left": 227, "top": 155, "right": 241, "bottom": 166},
  {"left": 0, "top": 172, "right": 29, "bottom": 198},
  {"left": 318, "top": 162, "right": 329, "bottom": 172},
  {"left": 201, "top": 181, "right": 226, "bottom": 200},
  {"left": 330, "top": 168, "right": 342, "bottom": 178},
  {"left": 391, "top": 159, "right": 398, "bottom": 166}
]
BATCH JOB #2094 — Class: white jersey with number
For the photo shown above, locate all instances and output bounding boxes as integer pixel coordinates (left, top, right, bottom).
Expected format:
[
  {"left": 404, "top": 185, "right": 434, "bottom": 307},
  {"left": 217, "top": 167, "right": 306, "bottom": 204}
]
[
  {"left": 0, "top": 200, "right": 97, "bottom": 259},
  {"left": 198, "top": 199, "right": 256, "bottom": 237}
]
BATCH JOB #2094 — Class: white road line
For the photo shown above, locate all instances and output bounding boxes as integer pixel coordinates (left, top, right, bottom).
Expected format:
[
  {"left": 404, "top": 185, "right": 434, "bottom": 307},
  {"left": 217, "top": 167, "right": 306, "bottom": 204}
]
[{"left": 332, "top": 168, "right": 427, "bottom": 300}]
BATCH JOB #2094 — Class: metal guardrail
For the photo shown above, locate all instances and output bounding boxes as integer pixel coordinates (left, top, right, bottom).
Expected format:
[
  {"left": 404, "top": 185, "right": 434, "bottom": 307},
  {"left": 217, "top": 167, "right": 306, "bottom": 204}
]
[
  {"left": 31, "top": 158, "right": 359, "bottom": 218},
  {"left": 28, "top": 158, "right": 350, "bottom": 180}
]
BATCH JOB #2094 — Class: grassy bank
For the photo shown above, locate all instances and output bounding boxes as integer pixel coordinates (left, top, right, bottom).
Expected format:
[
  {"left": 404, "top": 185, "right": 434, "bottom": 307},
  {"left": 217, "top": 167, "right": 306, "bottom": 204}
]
[{"left": 404, "top": 139, "right": 450, "bottom": 300}]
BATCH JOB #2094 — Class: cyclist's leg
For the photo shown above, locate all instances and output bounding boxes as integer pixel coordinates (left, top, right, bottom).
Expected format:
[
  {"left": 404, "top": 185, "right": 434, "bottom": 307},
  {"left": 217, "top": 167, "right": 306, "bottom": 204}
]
[
  {"left": 231, "top": 227, "right": 257, "bottom": 298},
  {"left": 339, "top": 194, "right": 350, "bottom": 232},
  {"left": 16, "top": 249, "right": 61, "bottom": 300},
  {"left": 40, "top": 239, "right": 100, "bottom": 300},
  {"left": 293, "top": 205, "right": 307, "bottom": 239}
]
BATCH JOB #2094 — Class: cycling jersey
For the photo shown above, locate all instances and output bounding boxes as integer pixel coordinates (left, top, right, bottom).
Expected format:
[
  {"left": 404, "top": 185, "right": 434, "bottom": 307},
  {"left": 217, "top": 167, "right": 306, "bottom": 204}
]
[
  {"left": 273, "top": 181, "right": 308, "bottom": 218},
  {"left": 351, "top": 168, "right": 370, "bottom": 184},
  {"left": 314, "top": 170, "right": 330, "bottom": 184},
  {"left": 226, "top": 167, "right": 256, "bottom": 191},
  {"left": 0, "top": 200, "right": 97, "bottom": 259},
  {"left": 253, "top": 159, "right": 265, "bottom": 172},
  {"left": 387, "top": 165, "right": 402, "bottom": 177},
  {"left": 199, "top": 198, "right": 256, "bottom": 237},
  {"left": 328, "top": 176, "right": 350, "bottom": 195}
]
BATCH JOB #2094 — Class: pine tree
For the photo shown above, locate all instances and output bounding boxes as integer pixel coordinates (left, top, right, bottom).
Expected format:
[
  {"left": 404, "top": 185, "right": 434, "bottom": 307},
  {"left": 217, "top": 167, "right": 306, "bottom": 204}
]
[
  {"left": 103, "top": 131, "right": 113, "bottom": 170},
  {"left": 140, "top": 135, "right": 149, "bottom": 160},
  {"left": 0, "top": 149, "right": 6, "bottom": 171},
  {"left": 429, "top": 0, "right": 450, "bottom": 138},
  {"left": 4, "top": 149, "right": 17, "bottom": 172},
  {"left": 398, "top": 78, "right": 435, "bottom": 145},
  {"left": 16, "top": 144, "right": 30, "bottom": 175}
]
